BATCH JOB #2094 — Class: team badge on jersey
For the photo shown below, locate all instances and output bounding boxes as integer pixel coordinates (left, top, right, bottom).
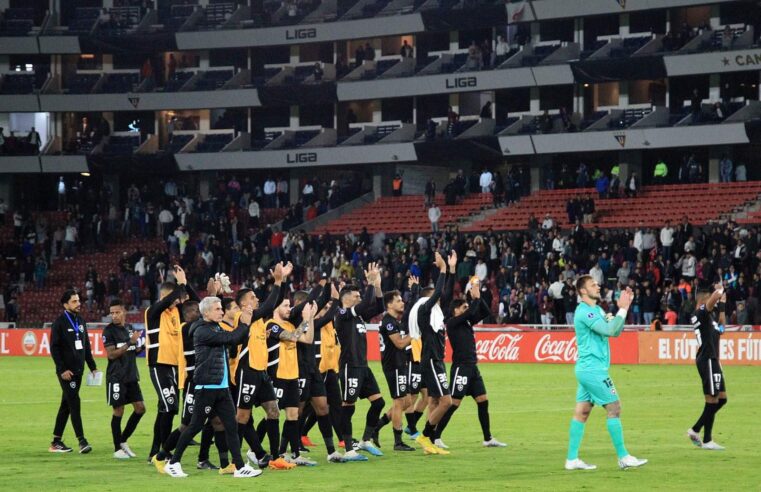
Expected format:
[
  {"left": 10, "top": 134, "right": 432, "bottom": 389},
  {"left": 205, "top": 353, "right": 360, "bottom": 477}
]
[{"left": 587, "top": 312, "right": 596, "bottom": 319}]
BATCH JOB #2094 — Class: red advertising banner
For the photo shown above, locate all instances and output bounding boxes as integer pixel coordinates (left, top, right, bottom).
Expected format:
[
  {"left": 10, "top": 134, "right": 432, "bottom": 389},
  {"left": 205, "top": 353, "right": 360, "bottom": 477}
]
[
  {"left": 638, "top": 331, "right": 761, "bottom": 365},
  {"left": 0, "top": 329, "right": 107, "bottom": 357},
  {"left": 366, "top": 329, "right": 639, "bottom": 364}
]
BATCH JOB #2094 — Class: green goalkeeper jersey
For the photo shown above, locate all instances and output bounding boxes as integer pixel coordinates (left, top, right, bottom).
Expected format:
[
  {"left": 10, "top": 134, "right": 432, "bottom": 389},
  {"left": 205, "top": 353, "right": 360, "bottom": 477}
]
[{"left": 574, "top": 301, "right": 625, "bottom": 371}]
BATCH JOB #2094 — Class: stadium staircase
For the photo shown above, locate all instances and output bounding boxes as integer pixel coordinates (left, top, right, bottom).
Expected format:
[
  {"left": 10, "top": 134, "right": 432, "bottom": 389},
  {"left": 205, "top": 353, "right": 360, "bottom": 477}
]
[
  {"left": 312, "top": 193, "right": 494, "bottom": 234},
  {"left": 462, "top": 181, "right": 761, "bottom": 232}
]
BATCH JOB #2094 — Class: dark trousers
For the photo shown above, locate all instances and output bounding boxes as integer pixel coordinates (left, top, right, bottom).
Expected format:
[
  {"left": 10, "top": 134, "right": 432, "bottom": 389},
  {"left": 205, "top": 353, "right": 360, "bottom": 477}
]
[
  {"left": 171, "top": 388, "right": 244, "bottom": 468},
  {"left": 54, "top": 374, "right": 84, "bottom": 439}
]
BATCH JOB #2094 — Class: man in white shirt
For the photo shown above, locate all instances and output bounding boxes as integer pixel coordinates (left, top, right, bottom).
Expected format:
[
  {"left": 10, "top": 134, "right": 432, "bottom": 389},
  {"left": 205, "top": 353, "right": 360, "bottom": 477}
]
[
  {"left": 475, "top": 258, "right": 488, "bottom": 281},
  {"left": 0, "top": 198, "right": 7, "bottom": 225},
  {"left": 552, "top": 234, "right": 566, "bottom": 255},
  {"left": 589, "top": 263, "right": 604, "bottom": 287},
  {"left": 641, "top": 228, "right": 656, "bottom": 255},
  {"left": 660, "top": 221, "right": 674, "bottom": 261},
  {"left": 428, "top": 203, "right": 442, "bottom": 232},
  {"left": 57, "top": 177, "right": 66, "bottom": 211},
  {"left": 302, "top": 182, "right": 314, "bottom": 205},
  {"left": 542, "top": 213, "right": 554, "bottom": 230},
  {"left": 677, "top": 251, "right": 696, "bottom": 280},
  {"left": 158, "top": 207, "right": 173, "bottom": 239},
  {"left": 263, "top": 178, "right": 276, "bottom": 208},
  {"left": 548, "top": 276, "right": 565, "bottom": 322},
  {"left": 479, "top": 169, "right": 493, "bottom": 193},
  {"left": 64, "top": 223, "right": 77, "bottom": 260}
]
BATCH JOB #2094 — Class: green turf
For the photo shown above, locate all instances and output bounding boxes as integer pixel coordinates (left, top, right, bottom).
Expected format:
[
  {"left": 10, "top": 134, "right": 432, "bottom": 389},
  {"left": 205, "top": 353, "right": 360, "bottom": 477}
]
[{"left": 0, "top": 357, "right": 758, "bottom": 491}]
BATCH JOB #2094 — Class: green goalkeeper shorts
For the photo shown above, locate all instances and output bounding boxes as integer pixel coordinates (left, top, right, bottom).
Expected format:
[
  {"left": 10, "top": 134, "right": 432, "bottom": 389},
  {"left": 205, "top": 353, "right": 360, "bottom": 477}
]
[{"left": 575, "top": 370, "right": 619, "bottom": 406}]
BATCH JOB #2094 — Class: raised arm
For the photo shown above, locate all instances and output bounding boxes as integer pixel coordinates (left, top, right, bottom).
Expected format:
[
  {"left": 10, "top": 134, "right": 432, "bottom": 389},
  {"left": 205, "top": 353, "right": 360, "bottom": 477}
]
[
  {"left": 253, "top": 263, "right": 285, "bottom": 321},
  {"left": 588, "top": 288, "right": 632, "bottom": 338}
]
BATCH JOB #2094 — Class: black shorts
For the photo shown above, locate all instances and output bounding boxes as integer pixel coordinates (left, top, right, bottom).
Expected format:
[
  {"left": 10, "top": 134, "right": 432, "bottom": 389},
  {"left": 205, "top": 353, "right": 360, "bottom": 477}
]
[
  {"left": 107, "top": 380, "right": 143, "bottom": 407},
  {"left": 274, "top": 378, "right": 300, "bottom": 409},
  {"left": 408, "top": 361, "right": 425, "bottom": 395},
  {"left": 298, "top": 376, "right": 311, "bottom": 403},
  {"left": 307, "top": 372, "right": 327, "bottom": 399},
  {"left": 422, "top": 359, "right": 450, "bottom": 397},
  {"left": 384, "top": 366, "right": 410, "bottom": 399},
  {"left": 340, "top": 365, "right": 381, "bottom": 403},
  {"left": 697, "top": 357, "right": 726, "bottom": 396},
  {"left": 149, "top": 364, "right": 179, "bottom": 414},
  {"left": 181, "top": 378, "right": 195, "bottom": 425},
  {"left": 450, "top": 364, "right": 487, "bottom": 400},
  {"left": 321, "top": 370, "right": 341, "bottom": 404},
  {"left": 235, "top": 368, "right": 277, "bottom": 410}
]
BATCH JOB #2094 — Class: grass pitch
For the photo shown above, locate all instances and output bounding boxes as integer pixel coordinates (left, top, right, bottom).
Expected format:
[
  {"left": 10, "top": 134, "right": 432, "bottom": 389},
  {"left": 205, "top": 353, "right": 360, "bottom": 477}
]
[{"left": 0, "top": 357, "right": 759, "bottom": 491}]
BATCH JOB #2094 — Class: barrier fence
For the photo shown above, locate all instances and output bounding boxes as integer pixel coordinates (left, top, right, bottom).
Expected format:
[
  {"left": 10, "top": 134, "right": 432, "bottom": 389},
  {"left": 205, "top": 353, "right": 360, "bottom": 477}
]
[{"left": 2, "top": 326, "right": 760, "bottom": 365}]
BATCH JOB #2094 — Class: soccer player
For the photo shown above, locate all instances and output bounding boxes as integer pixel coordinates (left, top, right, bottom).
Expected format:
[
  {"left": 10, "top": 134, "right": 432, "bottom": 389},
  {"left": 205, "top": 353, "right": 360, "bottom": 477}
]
[
  {"left": 234, "top": 263, "right": 297, "bottom": 470},
  {"left": 164, "top": 297, "right": 261, "bottom": 478},
  {"left": 266, "top": 298, "right": 318, "bottom": 466},
  {"left": 373, "top": 282, "right": 418, "bottom": 452},
  {"left": 687, "top": 283, "right": 728, "bottom": 450},
  {"left": 334, "top": 262, "right": 386, "bottom": 461},
  {"left": 404, "top": 276, "right": 428, "bottom": 439},
  {"left": 154, "top": 300, "right": 228, "bottom": 473},
  {"left": 146, "top": 265, "right": 198, "bottom": 461},
  {"left": 565, "top": 276, "right": 647, "bottom": 470},
  {"left": 49, "top": 289, "right": 97, "bottom": 453},
  {"left": 103, "top": 300, "right": 145, "bottom": 459},
  {"left": 410, "top": 252, "right": 453, "bottom": 455},
  {"left": 436, "top": 281, "right": 506, "bottom": 448}
]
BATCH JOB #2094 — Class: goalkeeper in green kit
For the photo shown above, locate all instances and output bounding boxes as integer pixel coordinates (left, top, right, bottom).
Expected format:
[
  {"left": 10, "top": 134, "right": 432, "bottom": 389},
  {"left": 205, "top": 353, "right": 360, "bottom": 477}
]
[{"left": 564, "top": 275, "right": 647, "bottom": 471}]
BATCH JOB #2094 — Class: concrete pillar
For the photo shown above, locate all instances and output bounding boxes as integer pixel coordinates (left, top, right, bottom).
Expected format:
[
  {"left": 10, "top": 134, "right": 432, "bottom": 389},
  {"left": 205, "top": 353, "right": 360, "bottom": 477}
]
[
  {"left": 530, "top": 22, "right": 540, "bottom": 43},
  {"left": 449, "top": 31, "right": 459, "bottom": 51},
  {"left": 290, "top": 105, "right": 299, "bottom": 128},
  {"left": 199, "top": 50, "right": 210, "bottom": 69},
  {"left": 617, "top": 151, "right": 642, "bottom": 184},
  {"left": 290, "top": 175, "right": 300, "bottom": 205},
  {"left": 709, "top": 4, "right": 720, "bottom": 29},
  {"left": 0, "top": 55, "right": 9, "bottom": 72},
  {"left": 707, "top": 146, "right": 729, "bottom": 183},
  {"left": 709, "top": 73, "right": 720, "bottom": 102},
  {"left": 448, "top": 93, "right": 459, "bottom": 114},
  {"left": 290, "top": 45, "right": 300, "bottom": 65},
  {"left": 618, "top": 80, "right": 629, "bottom": 107},
  {"left": 102, "top": 54, "right": 113, "bottom": 72},
  {"left": 199, "top": 110, "right": 210, "bottom": 131},
  {"left": 103, "top": 0, "right": 114, "bottom": 8},
  {"left": 373, "top": 171, "right": 383, "bottom": 199},
  {"left": 530, "top": 166, "right": 541, "bottom": 192},
  {"left": 619, "top": 13, "right": 630, "bottom": 36},
  {"left": 574, "top": 17, "right": 584, "bottom": 50},
  {"left": 529, "top": 87, "right": 540, "bottom": 113},
  {"left": 371, "top": 100, "right": 381, "bottom": 122}
]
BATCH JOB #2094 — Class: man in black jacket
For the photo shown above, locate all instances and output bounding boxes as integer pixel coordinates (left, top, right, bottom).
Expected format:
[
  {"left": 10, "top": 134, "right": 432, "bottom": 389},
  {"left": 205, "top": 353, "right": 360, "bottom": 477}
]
[
  {"left": 49, "top": 289, "right": 97, "bottom": 454},
  {"left": 163, "top": 296, "right": 261, "bottom": 479}
]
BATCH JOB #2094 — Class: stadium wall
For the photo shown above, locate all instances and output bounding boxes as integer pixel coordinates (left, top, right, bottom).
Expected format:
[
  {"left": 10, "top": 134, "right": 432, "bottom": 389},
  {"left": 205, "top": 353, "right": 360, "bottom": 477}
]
[{"left": 2, "top": 329, "right": 760, "bottom": 366}]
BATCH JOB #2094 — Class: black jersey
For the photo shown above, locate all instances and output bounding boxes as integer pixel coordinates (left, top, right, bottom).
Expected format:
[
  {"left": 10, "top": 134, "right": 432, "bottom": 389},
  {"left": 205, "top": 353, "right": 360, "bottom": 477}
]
[
  {"left": 102, "top": 323, "right": 142, "bottom": 383},
  {"left": 294, "top": 285, "right": 330, "bottom": 376},
  {"left": 380, "top": 313, "right": 408, "bottom": 370},
  {"left": 693, "top": 304, "right": 721, "bottom": 360},
  {"left": 181, "top": 321, "right": 195, "bottom": 378},
  {"left": 446, "top": 298, "right": 490, "bottom": 365},
  {"left": 335, "top": 286, "right": 379, "bottom": 368}
]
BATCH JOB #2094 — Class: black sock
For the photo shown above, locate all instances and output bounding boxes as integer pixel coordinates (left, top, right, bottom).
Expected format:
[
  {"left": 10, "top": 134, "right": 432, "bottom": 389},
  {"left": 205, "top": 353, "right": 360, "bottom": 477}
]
[
  {"left": 157, "top": 428, "right": 181, "bottom": 460},
  {"left": 717, "top": 398, "right": 727, "bottom": 411},
  {"left": 303, "top": 408, "right": 318, "bottom": 436},
  {"left": 702, "top": 403, "right": 720, "bottom": 442},
  {"left": 376, "top": 413, "right": 391, "bottom": 432},
  {"left": 362, "top": 398, "right": 385, "bottom": 441},
  {"left": 436, "top": 405, "right": 458, "bottom": 440},
  {"left": 198, "top": 423, "right": 214, "bottom": 462},
  {"left": 407, "top": 410, "right": 423, "bottom": 433},
  {"left": 423, "top": 421, "right": 435, "bottom": 439},
  {"left": 393, "top": 428, "right": 403, "bottom": 445},
  {"left": 342, "top": 405, "right": 356, "bottom": 452},
  {"left": 239, "top": 422, "right": 265, "bottom": 457},
  {"left": 121, "top": 411, "right": 143, "bottom": 442},
  {"left": 477, "top": 400, "right": 491, "bottom": 441},
  {"left": 317, "top": 414, "right": 335, "bottom": 454},
  {"left": 111, "top": 415, "right": 123, "bottom": 452},
  {"left": 159, "top": 412, "right": 174, "bottom": 448},
  {"left": 266, "top": 418, "right": 280, "bottom": 457},
  {"left": 149, "top": 413, "right": 161, "bottom": 456},
  {"left": 284, "top": 420, "right": 300, "bottom": 458},
  {"left": 214, "top": 430, "right": 229, "bottom": 468},
  {"left": 692, "top": 402, "right": 713, "bottom": 433},
  {"left": 256, "top": 418, "right": 267, "bottom": 442}
]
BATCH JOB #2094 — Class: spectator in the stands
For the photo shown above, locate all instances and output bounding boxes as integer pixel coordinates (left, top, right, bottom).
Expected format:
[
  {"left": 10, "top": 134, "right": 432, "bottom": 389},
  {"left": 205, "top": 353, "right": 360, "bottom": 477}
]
[
  {"left": 167, "top": 53, "right": 177, "bottom": 81},
  {"left": 140, "top": 58, "right": 153, "bottom": 84},
  {"left": 467, "top": 40, "right": 482, "bottom": 70},
  {"left": 312, "top": 62, "right": 323, "bottom": 82},
  {"left": 720, "top": 154, "right": 733, "bottom": 182},
  {"left": 263, "top": 176, "right": 276, "bottom": 208},
  {"left": 447, "top": 106, "right": 459, "bottom": 137},
  {"left": 424, "top": 178, "right": 436, "bottom": 208},
  {"left": 660, "top": 220, "right": 675, "bottom": 261},
  {"left": 735, "top": 161, "right": 746, "bottom": 181},
  {"left": 625, "top": 172, "right": 639, "bottom": 197},
  {"left": 479, "top": 168, "right": 493, "bottom": 193},
  {"left": 302, "top": 180, "right": 315, "bottom": 205},
  {"left": 63, "top": 221, "right": 77, "bottom": 260},
  {"left": 542, "top": 213, "right": 554, "bottom": 230},
  {"left": 27, "top": 127, "right": 41, "bottom": 154},
  {"left": 480, "top": 101, "right": 493, "bottom": 118},
  {"left": 392, "top": 173, "right": 403, "bottom": 196},
  {"left": 494, "top": 35, "right": 509, "bottom": 64},
  {"left": 400, "top": 40, "right": 413, "bottom": 58},
  {"left": 690, "top": 89, "right": 702, "bottom": 124},
  {"left": 428, "top": 203, "right": 441, "bottom": 232},
  {"left": 364, "top": 42, "right": 375, "bottom": 61},
  {"left": 609, "top": 171, "right": 621, "bottom": 198},
  {"left": 721, "top": 25, "right": 734, "bottom": 50},
  {"left": 653, "top": 159, "right": 668, "bottom": 184},
  {"left": 595, "top": 172, "right": 609, "bottom": 199},
  {"left": 687, "top": 154, "right": 702, "bottom": 183},
  {"left": 481, "top": 39, "right": 492, "bottom": 68},
  {"left": 157, "top": 206, "right": 173, "bottom": 239}
]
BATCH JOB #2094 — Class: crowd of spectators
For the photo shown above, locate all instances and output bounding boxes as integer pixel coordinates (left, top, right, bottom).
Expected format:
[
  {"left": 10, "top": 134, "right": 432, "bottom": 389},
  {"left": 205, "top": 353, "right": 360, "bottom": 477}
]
[{"left": 0, "top": 127, "right": 41, "bottom": 156}]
